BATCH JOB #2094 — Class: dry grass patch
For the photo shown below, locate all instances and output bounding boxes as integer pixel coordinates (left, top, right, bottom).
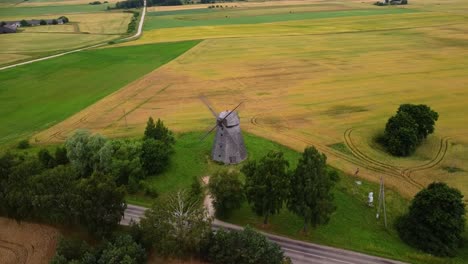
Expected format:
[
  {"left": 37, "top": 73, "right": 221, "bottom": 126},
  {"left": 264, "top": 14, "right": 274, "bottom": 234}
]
[{"left": 0, "top": 217, "right": 59, "bottom": 264}]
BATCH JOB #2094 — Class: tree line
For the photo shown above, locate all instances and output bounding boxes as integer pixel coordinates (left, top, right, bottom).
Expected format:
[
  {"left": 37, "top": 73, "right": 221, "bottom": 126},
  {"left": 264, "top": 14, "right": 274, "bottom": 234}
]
[
  {"left": 0, "top": 117, "right": 174, "bottom": 237},
  {"left": 114, "top": 0, "right": 182, "bottom": 9},
  {"left": 209, "top": 146, "right": 339, "bottom": 232}
]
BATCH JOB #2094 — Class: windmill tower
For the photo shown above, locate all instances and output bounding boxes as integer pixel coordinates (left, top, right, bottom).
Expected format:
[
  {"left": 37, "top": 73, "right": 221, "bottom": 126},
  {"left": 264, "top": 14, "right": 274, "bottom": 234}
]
[{"left": 200, "top": 97, "right": 247, "bottom": 164}]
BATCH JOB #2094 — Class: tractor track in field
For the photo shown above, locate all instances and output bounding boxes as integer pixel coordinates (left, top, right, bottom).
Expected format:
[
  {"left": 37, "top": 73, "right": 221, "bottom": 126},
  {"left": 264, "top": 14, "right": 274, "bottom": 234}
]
[
  {"left": 0, "top": 239, "right": 29, "bottom": 264},
  {"left": 344, "top": 128, "right": 450, "bottom": 189},
  {"left": 249, "top": 115, "right": 413, "bottom": 185},
  {"left": 250, "top": 115, "right": 449, "bottom": 190},
  {"left": 402, "top": 137, "right": 450, "bottom": 178},
  {"left": 344, "top": 128, "right": 423, "bottom": 189}
]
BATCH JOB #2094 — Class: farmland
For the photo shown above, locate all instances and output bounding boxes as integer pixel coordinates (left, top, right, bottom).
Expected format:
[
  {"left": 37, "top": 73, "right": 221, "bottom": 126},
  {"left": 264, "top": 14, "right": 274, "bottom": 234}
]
[
  {"left": 0, "top": 41, "right": 200, "bottom": 144},
  {"left": 0, "top": 217, "right": 59, "bottom": 264},
  {"left": 35, "top": 0, "right": 468, "bottom": 200},
  {"left": 0, "top": 1, "right": 132, "bottom": 66}
]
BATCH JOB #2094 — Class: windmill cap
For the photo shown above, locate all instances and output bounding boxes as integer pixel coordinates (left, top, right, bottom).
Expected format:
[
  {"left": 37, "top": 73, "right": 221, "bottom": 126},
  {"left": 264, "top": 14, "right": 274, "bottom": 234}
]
[{"left": 218, "top": 110, "right": 240, "bottom": 127}]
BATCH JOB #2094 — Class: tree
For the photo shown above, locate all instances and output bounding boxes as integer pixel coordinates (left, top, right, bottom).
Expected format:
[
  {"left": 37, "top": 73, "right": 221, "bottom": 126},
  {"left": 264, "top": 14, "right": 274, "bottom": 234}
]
[
  {"left": 98, "top": 234, "right": 146, "bottom": 264},
  {"left": 189, "top": 176, "right": 203, "bottom": 202},
  {"left": 55, "top": 146, "right": 69, "bottom": 165},
  {"left": 241, "top": 151, "right": 290, "bottom": 224},
  {"left": 52, "top": 19, "right": 58, "bottom": 25},
  {"left": 208, "top": 169, "right": 244, "bottom": 218},
  {"left": 30, "top": 165, "right": 79, "bottom": 225},
  {"left": 383, "top": 111, "right": 419, "bottom": 156},
  {"left": 20, "top": 19, "right": 30, "bottom": 27},
  {"left": 40, "top": 19, "right": 47, "bottom": 25},
  {"left": 288, "top": 146, "right": 336, "bottom": 232},
  {"left": 144, "top": 117, "right": 175, "bottom": 146},
  {"left": 17, "top": 139, "right": 30, "bottom": 149},
  {"left": 397, "top": 104, "right": 439, "bottom": 142},
  {"left": 76, "top": 172, "right": 126, "bottom": 236},
  {"left": 65, "top": 130, "right": 108, "bottom": 176},
  {"left": 382, "top": 104, "right": 438, "bottom": 157},
  {"left": 140, "top": 190, "right": 211, "bottom": 257},
  {"left": 109, "top": 139, "right": 144, "bottom": 188},
  {"left": 38, "top": 148, "right": 55, "bottom": 168},
  {"left": 396, "top": 182, "right": 466, "bottom": 256},
  {"left": 140, "top": 138, "right": 171, "bottom": 175},
  {"left": 208, "top": 226, "right": 289, "bottom": 264}
]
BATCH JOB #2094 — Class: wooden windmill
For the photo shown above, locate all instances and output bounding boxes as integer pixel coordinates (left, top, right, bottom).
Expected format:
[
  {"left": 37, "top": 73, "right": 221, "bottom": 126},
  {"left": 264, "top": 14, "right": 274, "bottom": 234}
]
[{"left": 200, "top": 97, "right": 247, "bottom": 164}]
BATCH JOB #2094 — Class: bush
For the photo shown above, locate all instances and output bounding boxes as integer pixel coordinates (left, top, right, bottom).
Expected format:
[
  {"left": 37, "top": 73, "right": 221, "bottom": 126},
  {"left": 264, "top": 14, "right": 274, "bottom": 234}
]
[
  {"left": 140, "top": 138, "right": 171, "bottom": 175},
  {"left": 17, "top": 139, "right": 30, "bottom": 149},
  {"left": 396, "top": 182, "right": 466, "bottom": 256},
  {"left": 208, "top": 226, "right": 289, "bottom": 264},
  {"left": 208, "top": 169, "right": 244, "bottom": 218},
  {"left": 39, "top": 19, "right": 47, "bottom": 25}
]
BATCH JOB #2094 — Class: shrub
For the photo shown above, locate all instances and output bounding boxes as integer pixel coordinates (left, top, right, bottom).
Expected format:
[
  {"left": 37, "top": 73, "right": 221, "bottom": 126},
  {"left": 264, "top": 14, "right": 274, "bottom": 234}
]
[
  {"left": 396, "top": 182, "right": 466, "bottom": 256},
  {"left": 208, "top": 226, "right": 289, "bottom": 264},
  {"left": 17, "top": 139, "right": 30, "bottom": 149},
  {"left": 39, "top": 19, "right": 47, "bottom": 25}
]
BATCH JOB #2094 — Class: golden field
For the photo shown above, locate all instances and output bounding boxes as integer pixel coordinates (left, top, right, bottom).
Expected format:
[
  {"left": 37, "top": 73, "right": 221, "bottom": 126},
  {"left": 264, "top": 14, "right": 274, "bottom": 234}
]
[
  {"left": 0, "top": 217, "right": 59, "bottom": 264},
  {"left": 35, "top": 0, "right": 468, "bottom": 198}
]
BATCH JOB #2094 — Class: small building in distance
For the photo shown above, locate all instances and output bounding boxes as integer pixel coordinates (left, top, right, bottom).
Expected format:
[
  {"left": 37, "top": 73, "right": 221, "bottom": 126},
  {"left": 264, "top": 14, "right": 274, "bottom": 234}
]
[{"left": 0, "top": 25, "right": 17, "bottom": 34}]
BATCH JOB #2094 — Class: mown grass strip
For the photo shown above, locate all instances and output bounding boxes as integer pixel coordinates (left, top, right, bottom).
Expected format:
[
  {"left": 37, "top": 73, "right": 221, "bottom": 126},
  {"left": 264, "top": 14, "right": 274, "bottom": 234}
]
[{"left": 0, "top": 40, "right": 201, "bottom": 144}]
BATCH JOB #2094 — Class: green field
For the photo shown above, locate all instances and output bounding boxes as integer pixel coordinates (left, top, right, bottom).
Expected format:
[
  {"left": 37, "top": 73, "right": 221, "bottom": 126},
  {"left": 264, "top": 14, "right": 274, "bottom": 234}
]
[
  {"left": 144, "top": 7, "right": 417, "bottom": 30},
  {"left": 0, "top": 41, "right": 200, "bottom": 144}
]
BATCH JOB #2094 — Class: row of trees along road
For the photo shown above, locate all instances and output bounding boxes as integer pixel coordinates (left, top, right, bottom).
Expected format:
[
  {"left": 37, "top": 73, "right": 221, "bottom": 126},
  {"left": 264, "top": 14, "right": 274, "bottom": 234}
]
[
  {"left": 209, "top": 146, "right": 339, "bottom": 232},
  {"left": 382, "top": 104, "right": 438, "bottom": 156}
]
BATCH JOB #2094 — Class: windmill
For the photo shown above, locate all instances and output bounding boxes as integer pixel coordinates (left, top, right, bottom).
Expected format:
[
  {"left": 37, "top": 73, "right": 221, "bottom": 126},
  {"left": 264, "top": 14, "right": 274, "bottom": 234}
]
[{"left": 200, "top": 96, "right": 247, "bottom": 164}]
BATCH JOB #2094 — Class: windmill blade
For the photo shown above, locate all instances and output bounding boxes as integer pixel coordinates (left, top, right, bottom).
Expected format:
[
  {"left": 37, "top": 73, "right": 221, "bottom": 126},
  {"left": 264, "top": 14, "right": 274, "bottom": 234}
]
[
  {"left": 200, "top": 124, "right": 217, "bottom": 141},
  {"left": 199, "top": 95, "right": 218, "bottom": 118}
]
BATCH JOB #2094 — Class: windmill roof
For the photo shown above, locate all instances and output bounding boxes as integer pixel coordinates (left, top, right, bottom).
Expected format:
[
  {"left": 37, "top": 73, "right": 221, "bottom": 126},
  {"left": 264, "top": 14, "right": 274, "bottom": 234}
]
[{"left": 218, "top": 110, "right": 240, "bottom": 127}]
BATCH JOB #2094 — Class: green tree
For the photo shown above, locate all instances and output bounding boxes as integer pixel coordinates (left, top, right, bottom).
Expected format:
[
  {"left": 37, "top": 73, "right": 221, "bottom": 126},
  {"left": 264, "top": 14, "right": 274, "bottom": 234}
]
[
  {"left": 40, "top": 19, "right": 47, "bottom": 25},
  {"left": 98, "top": 234, "right": 146, "bottom": 264},
  {"left": 52, "top": 19, "right": 58, "bottom": 25},
  {"left": 20, "top": 19, "right": 30, "bottom": 27},
  {"left": 109, "top": 139, "right": 144, "bottom": 189},
  {"left": 30, "top": 166, "right": 79, "bottom": 224},
  {"left": 38, "top": 148, "right": 55, "bottom": 168},
  {"left": 189, "top": 176, "right": 203, "bottom": 201},
  {"left": 396, "top": 182, "right": 466, "bottom": 256},
  {"left": 208, "top": 226, "right": 289, "bottom": 264},
  {"left": 17, "top": 139, "right": 30, "bottom": 149},
  {"left": 140, "top": 138, "right": 171, "bottom": 175},
  {"left": 288, "top": 146, "right": 336, "bottom": 232},
  {"left": 208, "top": 169, "right": 244, "bottom": 218},
  {"left": 241, "top": 151, "right": 290, "bottom": 224},
  {"left": 55, "top": 146, "right": 69, "bottom": 165},
  {"left": 144, "top": 117, "right": 175, "bottom": 146},
  {"left": 383, "top": 111, "right": 419, "bottom": 156},
  {"left": 140, "top": 190, "right": 211, "bottom": 257},
  {"left": 397, "top": 104, "right": 439, "bottom": 142},
  {"left": 77, "top": 172, "right": 126, "bottom": 236},
  {"left": 65, "top": 130, "right": 107, "bottom": 176}
]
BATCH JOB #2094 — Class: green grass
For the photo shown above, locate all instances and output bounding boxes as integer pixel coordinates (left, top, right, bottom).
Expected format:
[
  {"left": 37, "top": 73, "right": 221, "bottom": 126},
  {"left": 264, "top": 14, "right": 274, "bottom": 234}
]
[
  {"left": 127, "top": 131, "right": 468, "bottom": 264},
  {"left": 0, "top": 40, "right": 200, "bottom": 144},
  {"left": 0, "top": 4, "right": 108, "bottom": 17},
  {"left": 144, "top": 8, "right": 418, "bottom": 30},
  {"left": 127, "top": 131, "right": 300, "bottom": 205}
]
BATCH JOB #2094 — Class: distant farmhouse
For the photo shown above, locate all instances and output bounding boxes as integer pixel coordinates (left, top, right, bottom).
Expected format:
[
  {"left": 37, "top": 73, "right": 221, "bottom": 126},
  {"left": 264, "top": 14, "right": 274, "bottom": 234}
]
[
  {"left": 0, "top": 16, "right": 69, "bottom": 34},
  {"left": 375, "top": 0, "right": 408, "bottom": 6}
]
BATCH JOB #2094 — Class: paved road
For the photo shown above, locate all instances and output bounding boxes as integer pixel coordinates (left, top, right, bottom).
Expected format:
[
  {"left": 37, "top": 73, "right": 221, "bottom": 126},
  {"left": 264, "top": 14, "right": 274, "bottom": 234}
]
[
  {"left": 121, "top": 204, "right": 407, "bottom": 264},
  {"left": 0, "top": 0, "right": 147, "bottom": 71}
]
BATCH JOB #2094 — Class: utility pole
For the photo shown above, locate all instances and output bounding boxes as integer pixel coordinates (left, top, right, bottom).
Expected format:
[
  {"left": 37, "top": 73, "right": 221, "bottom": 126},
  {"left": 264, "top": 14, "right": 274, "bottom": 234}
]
[{"left": 376, "top": 176, "right": 387, "bottom": 228}]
